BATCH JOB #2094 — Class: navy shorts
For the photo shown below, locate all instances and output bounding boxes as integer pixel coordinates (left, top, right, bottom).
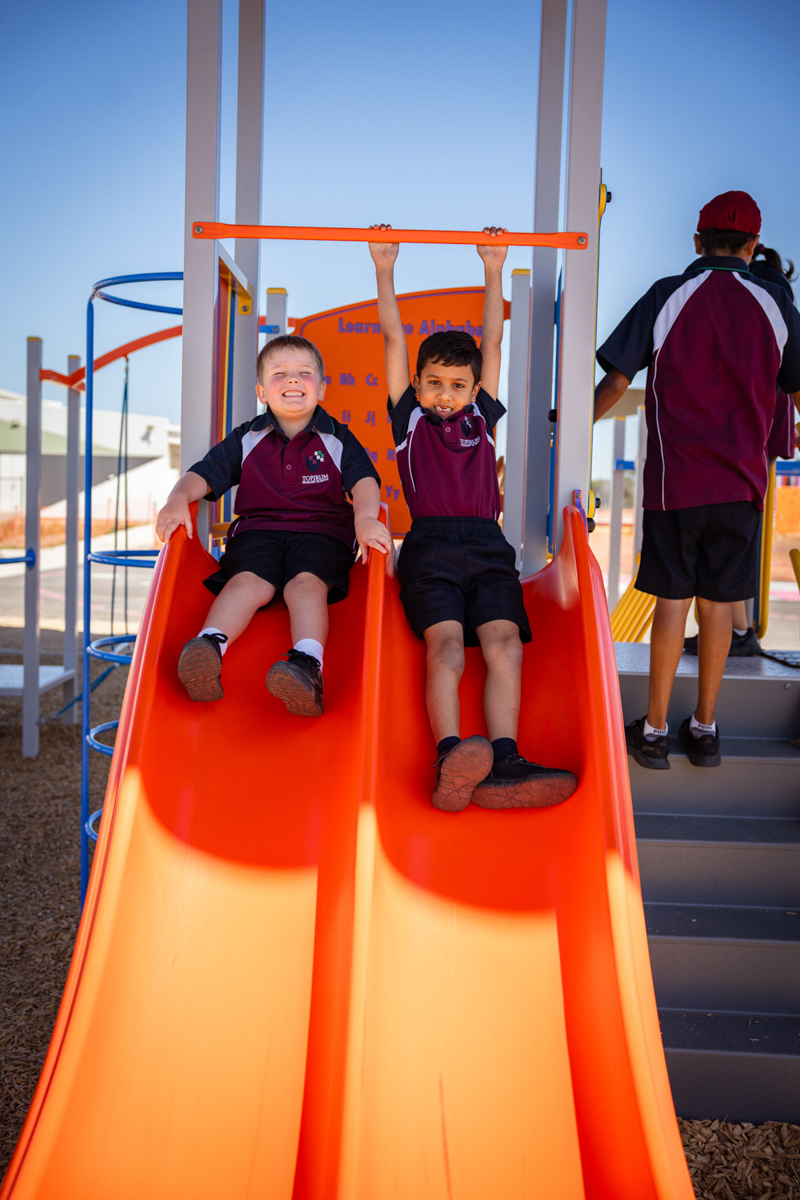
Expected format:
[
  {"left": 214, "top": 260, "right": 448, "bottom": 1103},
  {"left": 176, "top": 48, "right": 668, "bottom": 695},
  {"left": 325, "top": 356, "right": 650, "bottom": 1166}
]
[
  {"left": 635, "top": 501, "right": 761, "bottom": 603},
  {"left": 204, "top": 529, "right": 357, "bottom": 605},
  {"left": 397, "top": 516, "right": 532, "bottom": 647}
]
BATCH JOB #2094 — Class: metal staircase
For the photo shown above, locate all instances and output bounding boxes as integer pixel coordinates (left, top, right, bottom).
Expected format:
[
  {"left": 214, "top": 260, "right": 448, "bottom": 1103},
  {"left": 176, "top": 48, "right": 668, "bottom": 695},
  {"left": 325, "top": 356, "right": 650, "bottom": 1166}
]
[{"left": 617, "top": 643, "right": 800, "bottom": 1123}]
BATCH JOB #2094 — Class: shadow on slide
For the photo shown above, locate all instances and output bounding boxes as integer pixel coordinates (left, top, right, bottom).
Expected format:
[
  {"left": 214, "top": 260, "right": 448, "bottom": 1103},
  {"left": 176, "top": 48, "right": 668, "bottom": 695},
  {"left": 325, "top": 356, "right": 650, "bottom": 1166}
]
[{"left": 1, "top": 507, "right": 693, "bottom": 1200}]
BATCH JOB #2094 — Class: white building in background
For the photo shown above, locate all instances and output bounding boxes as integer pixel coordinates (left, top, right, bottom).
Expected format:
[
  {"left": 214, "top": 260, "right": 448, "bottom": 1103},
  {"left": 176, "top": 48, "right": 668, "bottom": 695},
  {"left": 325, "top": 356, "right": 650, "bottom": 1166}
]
[{"left": 0, "top": 388, "right": 180, "bottom": 526}]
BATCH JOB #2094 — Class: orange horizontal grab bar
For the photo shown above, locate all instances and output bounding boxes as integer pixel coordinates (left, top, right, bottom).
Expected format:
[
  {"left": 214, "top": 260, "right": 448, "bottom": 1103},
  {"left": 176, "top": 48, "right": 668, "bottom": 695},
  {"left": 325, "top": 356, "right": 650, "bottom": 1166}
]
[{"left": 192, "top": 222, "right": 588, "bottom": 250}]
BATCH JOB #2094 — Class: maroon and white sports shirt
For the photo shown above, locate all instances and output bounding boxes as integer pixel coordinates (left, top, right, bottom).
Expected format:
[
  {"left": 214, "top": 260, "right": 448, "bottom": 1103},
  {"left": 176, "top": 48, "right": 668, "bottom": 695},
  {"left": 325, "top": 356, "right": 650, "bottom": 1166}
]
[
  {"left": 597, "top": 257, "right": 800, "bottom": 511},
  {"left": 189, "top": 405, "right": 380, "bottom": 547},
  {"left": 388, "top": 385, "right": 505, "bottom": 520}
]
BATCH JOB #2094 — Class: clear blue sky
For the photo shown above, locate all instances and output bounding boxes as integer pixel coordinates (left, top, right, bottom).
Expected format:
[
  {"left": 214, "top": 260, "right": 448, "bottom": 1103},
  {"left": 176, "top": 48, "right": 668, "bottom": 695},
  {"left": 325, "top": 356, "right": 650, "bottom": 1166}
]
[{"left": 2, "top": 0, "right": 799, "bottom": 472}]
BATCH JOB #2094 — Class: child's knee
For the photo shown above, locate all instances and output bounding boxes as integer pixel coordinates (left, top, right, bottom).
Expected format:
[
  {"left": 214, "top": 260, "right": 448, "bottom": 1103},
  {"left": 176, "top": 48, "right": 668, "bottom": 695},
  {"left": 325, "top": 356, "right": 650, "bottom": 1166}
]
[
  {"left": 427, "top": 632, "right": 465, "bottom": 673},
  {"left": 482, "top": 628, "right": 523, "bottom": 673},
  {"left": 284, "top": 571, "right": 328, "bottom": 596}
]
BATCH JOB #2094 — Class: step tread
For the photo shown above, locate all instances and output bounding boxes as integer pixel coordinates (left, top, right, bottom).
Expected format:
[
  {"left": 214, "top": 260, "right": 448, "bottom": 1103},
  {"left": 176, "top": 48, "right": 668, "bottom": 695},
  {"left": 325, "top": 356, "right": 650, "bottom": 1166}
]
[
  {"left": 659, "top": 1009, "right": 800, "bottom": 1056},
  {"left": 616, "top": 642, "right": 800, "bottom": 681},
  {"left": 635, "top": 814, "right": 800, "bottom": 845},
  {"left": 631, "top": 735, "right": 800, "bottom": 764},
  {"left": 645, "top": 903, "right": 800, "bottom": 943}
]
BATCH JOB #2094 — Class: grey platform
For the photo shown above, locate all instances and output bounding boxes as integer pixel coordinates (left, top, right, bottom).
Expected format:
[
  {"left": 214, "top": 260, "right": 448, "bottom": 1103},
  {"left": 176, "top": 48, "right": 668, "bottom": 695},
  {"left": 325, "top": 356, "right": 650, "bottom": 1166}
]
[
  {"left": 0, "top": 664, "right": 75, "bottom": 697},
  {"left": 617, "top": 642, "right": 800, "bottom": 1123}
]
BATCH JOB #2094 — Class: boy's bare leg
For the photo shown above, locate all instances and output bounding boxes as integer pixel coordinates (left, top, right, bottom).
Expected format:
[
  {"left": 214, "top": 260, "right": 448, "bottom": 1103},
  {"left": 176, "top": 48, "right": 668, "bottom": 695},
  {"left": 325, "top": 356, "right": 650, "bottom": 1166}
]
[
  {"left": 647, "top": 597, "right": 693, "bottom": 729},
  {"left": 475, "top": 619, "right": 522, "bottom": 741},
  {"left": 266, "top": 573, "right": 330, "bottom": 717},
  {"left": 423, "top": 621, "right": 466, "bottom": 742},
  {"left": 730, "top": 600, "right": 748, "bottom": 630},
  {"left": 695, "top": 597, "right": 733, "bottom": 725},
  {"left": 203, "top": 571, "right": 276, "bottom": 642},
  {"left": 282, "top": 572, "right": 330, "bottom": 646}
]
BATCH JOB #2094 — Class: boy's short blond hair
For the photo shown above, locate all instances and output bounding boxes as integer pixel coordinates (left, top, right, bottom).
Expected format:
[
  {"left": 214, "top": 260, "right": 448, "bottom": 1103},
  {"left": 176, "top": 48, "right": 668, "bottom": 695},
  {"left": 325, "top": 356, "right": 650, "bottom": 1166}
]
[{"left": 257, "top": 335, "right": 325, "bottom": 383}]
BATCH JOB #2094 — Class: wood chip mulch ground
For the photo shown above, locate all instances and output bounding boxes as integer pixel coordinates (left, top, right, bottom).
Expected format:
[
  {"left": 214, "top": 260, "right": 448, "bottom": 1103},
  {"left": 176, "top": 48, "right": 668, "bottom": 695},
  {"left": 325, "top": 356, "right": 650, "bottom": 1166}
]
[{"left": 1, "top": 624, "right": 798, "bottom": 1194}]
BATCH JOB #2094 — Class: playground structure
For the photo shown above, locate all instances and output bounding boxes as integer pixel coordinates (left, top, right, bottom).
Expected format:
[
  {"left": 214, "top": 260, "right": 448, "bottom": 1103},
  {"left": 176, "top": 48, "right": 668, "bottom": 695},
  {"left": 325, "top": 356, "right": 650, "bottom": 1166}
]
[{"left": 4, "top": 0, "right": 798, "bottom": 1194}]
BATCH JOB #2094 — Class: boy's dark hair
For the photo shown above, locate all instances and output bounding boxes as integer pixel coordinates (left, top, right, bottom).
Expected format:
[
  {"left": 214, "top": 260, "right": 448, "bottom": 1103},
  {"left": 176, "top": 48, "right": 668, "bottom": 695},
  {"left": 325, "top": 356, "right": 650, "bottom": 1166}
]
[
  {"left": 753, "top": 244, "right": 797, "bottom": 283},
  {"left": 257, "top": 335, "right": 325, "bottom": 383},
  {"left": 697, "top": 228, "right": 757, "bottom": 255},
  {"left": 416, "top": 330, "right": 482, "bottom": 385}
]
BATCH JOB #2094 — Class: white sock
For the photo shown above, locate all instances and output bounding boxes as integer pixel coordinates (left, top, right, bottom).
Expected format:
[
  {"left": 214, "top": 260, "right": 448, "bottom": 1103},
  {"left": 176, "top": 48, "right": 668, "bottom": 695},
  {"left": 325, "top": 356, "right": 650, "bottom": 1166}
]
[
  {"left": 733, "top": 627, "right": 748, "bottom": 636},
  {"left": 294, "top": 638, "right": 324, "bottom": 671},
  {"left": 690, "top": 712, "right": 716, "bottom": 738},
  {"left": 199, "top": 626, "right": 228, "bottom": 655},
  {"left": 643, "top": 718, "right": 667, "bottom": 741}
]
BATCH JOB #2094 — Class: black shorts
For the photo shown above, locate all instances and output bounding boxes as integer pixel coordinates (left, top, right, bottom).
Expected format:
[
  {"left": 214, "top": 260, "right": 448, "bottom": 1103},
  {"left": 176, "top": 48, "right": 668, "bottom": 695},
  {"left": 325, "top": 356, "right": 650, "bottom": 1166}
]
[
  {"left": 203, "top": 529, "right": 356, "bottom": 605},
  {"left": 397, "top": 516, "right": 532, "bottom": 647},
  {"left": 635, "top": 501, "right": 761, "bottom": 603}
]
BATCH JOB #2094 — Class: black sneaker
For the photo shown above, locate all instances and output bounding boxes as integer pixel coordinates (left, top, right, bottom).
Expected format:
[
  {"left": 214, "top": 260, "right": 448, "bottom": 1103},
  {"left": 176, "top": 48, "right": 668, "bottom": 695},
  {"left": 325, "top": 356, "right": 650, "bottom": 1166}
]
[
  {"left": 683, "top": 628, "right": 761, "bottom": 658},
  {"left": 266, "top": 649, "right": 323, "bottom": 716},
  {"left": 472, "top": 754, "right": 577, "bottom": 809},
  {"left": 177, "top": 633, "right": 226, "bottom": 701},
  {"left": 728, "top": 628, "right": 761, "bottom": 657},
  {"left": 625, "top": 716, "right": 670, "bottom": 770},
  {"left": 678, "top": 717, "right": 721, "bottom": 767},
  {"left": 432, "top": 736, "right": 493, "bottom": 813}
]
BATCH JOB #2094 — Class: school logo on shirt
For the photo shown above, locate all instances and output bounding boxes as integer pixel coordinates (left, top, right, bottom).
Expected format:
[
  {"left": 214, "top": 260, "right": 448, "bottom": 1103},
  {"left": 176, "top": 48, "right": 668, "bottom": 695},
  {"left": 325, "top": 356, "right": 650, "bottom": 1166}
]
[
  {"left": 459, "top": 414, "right": 479, "bottom": 447},
  {"left": 305, "top": 450, "right": 325, "bottom": 472},
  {"left": 302, "top": 449, "right": 329, "bottom": 484}
]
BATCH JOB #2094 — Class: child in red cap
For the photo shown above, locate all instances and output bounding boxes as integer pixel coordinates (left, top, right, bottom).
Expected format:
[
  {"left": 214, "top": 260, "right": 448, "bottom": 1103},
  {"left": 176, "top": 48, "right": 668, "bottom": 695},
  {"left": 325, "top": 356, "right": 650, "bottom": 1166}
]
[{"left": 594, "top": 191, "right": 800, "bottom": 770}]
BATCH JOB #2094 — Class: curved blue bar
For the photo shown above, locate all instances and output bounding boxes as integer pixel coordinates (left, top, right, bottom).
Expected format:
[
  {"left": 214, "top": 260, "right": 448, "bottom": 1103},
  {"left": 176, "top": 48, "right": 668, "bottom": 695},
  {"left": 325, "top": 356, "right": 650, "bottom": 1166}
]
[
  {"left": 88, "top": 550, "right": 158, "bottom": 569},
  {"left": 94, "top": 291, "right": 183, "bottom": 316},
  {"left": 90, "top": 271, "right": 183, "bottom": 296},
  {"left": 88, "top": 634, "right": 136, "bottom": 666},
  {"left": 0, "top": 548, "right": 36, "bottom": 568},
  {"left": 86, "top": 720, "right": 118, "bottom": 757},
  {"left": 86, "top": 809, "right": 103, "bottom": 843}
]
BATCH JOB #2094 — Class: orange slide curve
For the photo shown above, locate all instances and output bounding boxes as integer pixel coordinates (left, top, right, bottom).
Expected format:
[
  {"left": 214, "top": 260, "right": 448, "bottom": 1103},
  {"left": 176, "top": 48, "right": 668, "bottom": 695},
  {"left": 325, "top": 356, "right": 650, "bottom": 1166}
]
[{"left": 1, "top": 507, "right": 693, "bottom": 1200}]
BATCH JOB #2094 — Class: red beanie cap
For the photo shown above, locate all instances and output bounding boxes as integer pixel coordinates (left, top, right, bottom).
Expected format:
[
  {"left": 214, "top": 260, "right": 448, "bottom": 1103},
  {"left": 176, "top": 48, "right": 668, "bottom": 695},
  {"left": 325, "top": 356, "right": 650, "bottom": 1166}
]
[{"left": 697, "top": 191, "right": 761, "bottom": 235}]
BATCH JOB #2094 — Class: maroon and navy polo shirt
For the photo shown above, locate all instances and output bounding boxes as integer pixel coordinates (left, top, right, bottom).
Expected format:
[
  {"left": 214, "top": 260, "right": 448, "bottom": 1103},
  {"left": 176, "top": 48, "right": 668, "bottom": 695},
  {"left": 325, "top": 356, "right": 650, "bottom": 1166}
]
[
  {"left": 597, "top": 256, "right": 800, "bottom": 511},
  {"left": 388, "top": 385, "right": 505, "bottom": 521},
  {"left": 189, "top": 405, "right": 380, "bottom": 547}
]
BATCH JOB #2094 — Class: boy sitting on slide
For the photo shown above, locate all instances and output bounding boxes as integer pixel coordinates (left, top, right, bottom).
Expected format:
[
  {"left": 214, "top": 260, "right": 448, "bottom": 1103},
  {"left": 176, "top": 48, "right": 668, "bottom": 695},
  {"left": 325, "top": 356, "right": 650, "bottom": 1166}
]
[
  {"left": 369, "top": 225, "right": 577, "bottom": 812},
  {"left": 156, "top": 335, "right": 393, "bottom": 715}
]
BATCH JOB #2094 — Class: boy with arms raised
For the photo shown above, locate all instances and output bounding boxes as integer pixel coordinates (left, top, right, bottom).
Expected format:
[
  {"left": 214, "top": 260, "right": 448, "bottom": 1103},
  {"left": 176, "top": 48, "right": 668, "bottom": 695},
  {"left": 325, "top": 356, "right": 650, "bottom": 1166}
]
[
  {"left": 369, "top": 225, "right": 577, "bottom": 811},
  {"left": 156, "top": 335, "right": 392, "bottom": 715}
]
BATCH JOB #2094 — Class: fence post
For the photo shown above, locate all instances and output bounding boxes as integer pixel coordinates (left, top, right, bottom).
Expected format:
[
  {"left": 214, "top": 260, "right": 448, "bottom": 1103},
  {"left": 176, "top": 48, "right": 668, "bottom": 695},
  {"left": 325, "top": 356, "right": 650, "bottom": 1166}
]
[{"left": 22, "top": 338, "right": 42, "bottom": 757}]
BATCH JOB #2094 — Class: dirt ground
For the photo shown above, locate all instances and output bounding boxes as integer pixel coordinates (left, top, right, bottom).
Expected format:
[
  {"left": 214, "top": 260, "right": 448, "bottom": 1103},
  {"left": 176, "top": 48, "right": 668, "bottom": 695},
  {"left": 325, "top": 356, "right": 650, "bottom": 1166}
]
[{"left": 0, "top": 623, "right": 798, "bottom": 1195}]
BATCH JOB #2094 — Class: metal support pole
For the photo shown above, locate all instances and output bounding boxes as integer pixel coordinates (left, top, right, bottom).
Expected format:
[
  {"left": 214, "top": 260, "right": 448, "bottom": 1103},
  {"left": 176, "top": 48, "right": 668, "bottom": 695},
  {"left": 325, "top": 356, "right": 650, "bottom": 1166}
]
[
  {"left": 23, "top": 338, "right": 42, "bottom": 757},
  {"left": 231, "top": 0, "right": 265, "bottom": 430},
  {"left": 504, "top": 269, "right": 531, "bottom": 568},
  {"left": 552, "top": 0, "right": 608, "bottom": 552},
  {"left": 181, "top": 0, "right": 221, "bottom": 503},
  {"left": 522, "top": 0, "right": 568, "bottom": 577},
  {"left": 607, "top": 416, "right": 625, "bottom": 611},
  {"left": 264, "top": 288, "right": 287, "bottom": 345},
  {"left": 633, "top": 405, "right": 647, "bottom": 558},
  {"left": 62, "top": 355, "right": 80, "bottom": 724}
]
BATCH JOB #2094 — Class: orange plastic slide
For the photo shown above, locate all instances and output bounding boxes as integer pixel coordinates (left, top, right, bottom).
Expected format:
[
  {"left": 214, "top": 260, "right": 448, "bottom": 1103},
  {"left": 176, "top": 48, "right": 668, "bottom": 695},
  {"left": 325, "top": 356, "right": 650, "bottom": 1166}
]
[{"left": 1, "top": 507, "right": 693, "bottom": 1200}]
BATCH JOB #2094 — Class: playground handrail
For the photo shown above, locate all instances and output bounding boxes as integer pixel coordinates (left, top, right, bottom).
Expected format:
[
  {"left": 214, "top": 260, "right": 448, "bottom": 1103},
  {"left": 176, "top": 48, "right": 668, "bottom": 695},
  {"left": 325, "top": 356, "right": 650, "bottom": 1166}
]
[
  {"left": 41, "top": 325, "right": 183, "bottom": 391},
  {"left": 192, "top": 222, "right": 588, "bottom": 249}
]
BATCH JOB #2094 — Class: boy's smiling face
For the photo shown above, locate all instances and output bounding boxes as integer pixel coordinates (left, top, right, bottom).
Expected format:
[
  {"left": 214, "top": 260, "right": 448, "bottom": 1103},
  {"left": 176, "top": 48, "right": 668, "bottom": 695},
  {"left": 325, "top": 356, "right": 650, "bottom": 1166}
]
[
  {"left": 414, "top": 360, "right": 480, "bottom": 418},
  {"left": 256, "top": 348, "right": 326, "bottom": 427}
]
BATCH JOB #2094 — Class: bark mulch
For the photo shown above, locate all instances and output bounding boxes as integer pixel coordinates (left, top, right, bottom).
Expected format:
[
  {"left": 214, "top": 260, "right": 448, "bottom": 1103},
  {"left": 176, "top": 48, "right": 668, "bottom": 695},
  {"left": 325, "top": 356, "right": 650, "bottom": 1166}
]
[{"left": 1, "top": 625, "right": 798, "bottom": 1194}]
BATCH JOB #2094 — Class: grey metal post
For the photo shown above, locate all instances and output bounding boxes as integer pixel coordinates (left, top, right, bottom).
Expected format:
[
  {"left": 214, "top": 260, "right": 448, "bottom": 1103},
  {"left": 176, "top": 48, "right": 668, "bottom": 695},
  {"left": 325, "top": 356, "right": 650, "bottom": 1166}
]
[
  {"left": 264, "top": 289, "right": 287, "bottom": 345},
  {"left": 552, "top": 0, "right": 608, "bottom": 551},
  {"left": 23, "top": 338, "right": 42, "bottom": 757},
  {"left": 62, "top": 355, "right": 81, "bottom": 724},
  {"left": 181, "top": 0, "right": 222, "bottom": 550},
  {"left": 503, "top": 269, "right": 531, "bottom": 569},
  {"left": 633, "top": 405, "right": 647, "bottom": 558},
  {"left": 522, "top": 0, "right": 568, "bottom": 577},
  {"left": 231, "top": 0, "right": 265, "bottom": 430},
  {"left": 607, "top": 416, "right": 626, "bottom": 611}
]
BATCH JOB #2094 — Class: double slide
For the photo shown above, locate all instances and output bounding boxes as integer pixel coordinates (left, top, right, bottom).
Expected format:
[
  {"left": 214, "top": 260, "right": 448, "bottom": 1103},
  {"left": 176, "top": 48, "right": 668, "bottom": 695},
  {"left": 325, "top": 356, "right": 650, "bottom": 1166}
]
[{"left": 1, "top": 508, "right": 693, "bottom": 1199}]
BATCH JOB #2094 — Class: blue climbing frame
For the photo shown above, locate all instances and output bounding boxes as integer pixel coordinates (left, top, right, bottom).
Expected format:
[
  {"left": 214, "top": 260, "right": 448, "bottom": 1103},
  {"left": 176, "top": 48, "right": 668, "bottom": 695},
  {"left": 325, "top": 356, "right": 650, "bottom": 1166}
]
[{"left": 81, "top": 274, "right": 182, "bottom": 905}]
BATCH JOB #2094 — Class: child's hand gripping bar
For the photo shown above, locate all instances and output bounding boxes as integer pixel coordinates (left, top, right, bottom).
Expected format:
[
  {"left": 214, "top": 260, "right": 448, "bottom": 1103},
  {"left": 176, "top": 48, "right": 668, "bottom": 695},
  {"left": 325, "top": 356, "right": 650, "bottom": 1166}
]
[{"left": 191, "top": 223, "right": 588, "bottom": 249}]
